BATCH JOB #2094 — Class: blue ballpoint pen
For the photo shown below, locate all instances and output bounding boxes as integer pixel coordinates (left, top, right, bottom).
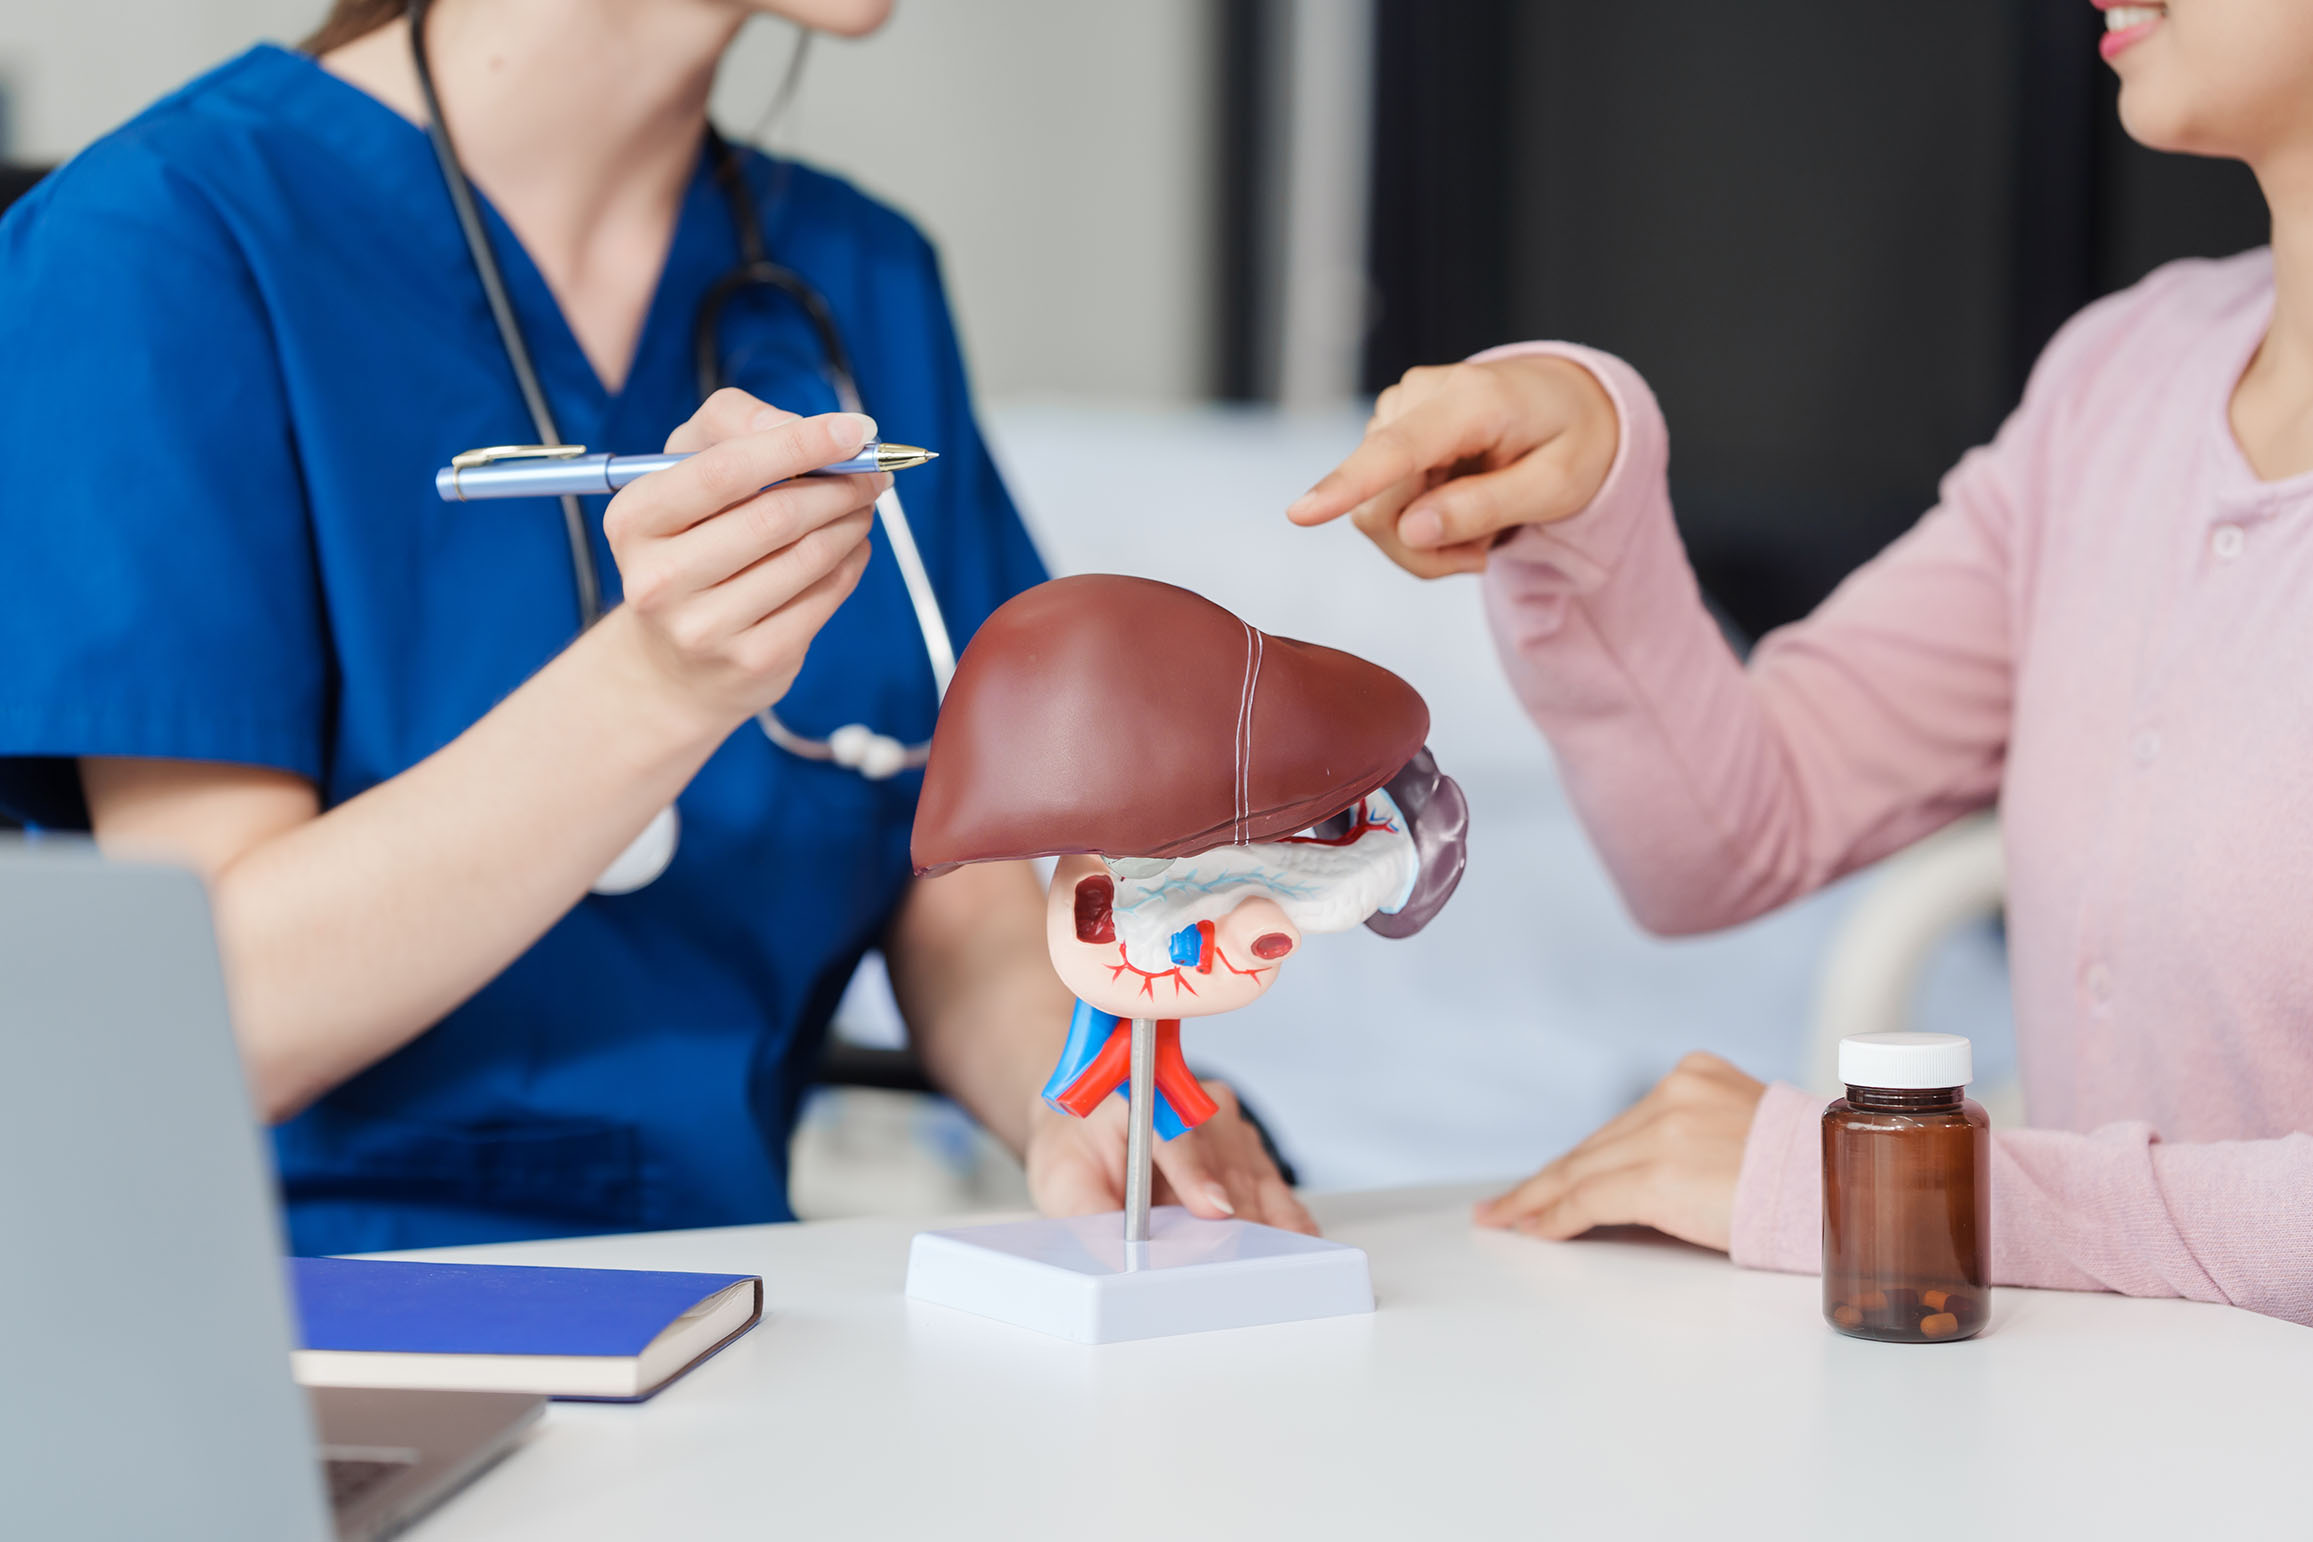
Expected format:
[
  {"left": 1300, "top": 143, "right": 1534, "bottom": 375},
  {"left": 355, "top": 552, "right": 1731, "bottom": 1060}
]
[{"left": 433, "top": 440, "right": 937, "bottom": 502}]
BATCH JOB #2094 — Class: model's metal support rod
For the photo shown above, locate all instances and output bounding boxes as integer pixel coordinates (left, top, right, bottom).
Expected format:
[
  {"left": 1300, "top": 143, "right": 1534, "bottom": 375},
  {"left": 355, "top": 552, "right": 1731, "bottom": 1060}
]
[{"left": 1123, "top": 1016, "right": 1157, "bottom": 1245}]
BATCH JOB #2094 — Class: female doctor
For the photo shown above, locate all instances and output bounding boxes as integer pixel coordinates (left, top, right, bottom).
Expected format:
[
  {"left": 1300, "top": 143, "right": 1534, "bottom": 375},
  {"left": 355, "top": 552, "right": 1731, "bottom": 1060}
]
[{"left": 0, "top": 0, "right": 1310, "bottom": 1253}]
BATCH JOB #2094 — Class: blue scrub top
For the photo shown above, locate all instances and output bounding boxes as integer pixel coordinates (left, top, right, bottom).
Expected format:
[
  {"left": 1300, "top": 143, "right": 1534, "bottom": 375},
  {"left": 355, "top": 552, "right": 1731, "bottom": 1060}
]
[{"left": 0, "top": 46, "right": 1047, "bottom": 1254}]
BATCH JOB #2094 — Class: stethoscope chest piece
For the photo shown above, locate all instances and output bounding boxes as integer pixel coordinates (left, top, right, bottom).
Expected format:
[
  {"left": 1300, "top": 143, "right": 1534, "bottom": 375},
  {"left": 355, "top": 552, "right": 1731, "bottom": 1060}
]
[{"left": 592, "top": 804, "right": 681, "bottom": 896}]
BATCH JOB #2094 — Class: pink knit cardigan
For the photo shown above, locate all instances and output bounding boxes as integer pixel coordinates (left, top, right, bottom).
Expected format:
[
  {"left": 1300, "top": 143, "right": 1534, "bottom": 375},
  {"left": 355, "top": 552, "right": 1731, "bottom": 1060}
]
[{"left": 1479, "top": 252, "right": 2313, "bottom": 1325}]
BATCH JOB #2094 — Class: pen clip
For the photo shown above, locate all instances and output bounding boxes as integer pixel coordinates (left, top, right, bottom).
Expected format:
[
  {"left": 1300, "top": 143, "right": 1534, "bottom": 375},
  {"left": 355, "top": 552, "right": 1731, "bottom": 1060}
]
[{"left": 450, "top": 444, "right": 590, "bottom": 469}]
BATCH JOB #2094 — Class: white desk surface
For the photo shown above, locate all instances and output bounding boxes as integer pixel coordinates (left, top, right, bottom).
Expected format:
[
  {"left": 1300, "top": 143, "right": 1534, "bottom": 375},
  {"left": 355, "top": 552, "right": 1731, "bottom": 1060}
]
[{"left": 403, "top": 1186, "right": 2309, "bottom": 1541}]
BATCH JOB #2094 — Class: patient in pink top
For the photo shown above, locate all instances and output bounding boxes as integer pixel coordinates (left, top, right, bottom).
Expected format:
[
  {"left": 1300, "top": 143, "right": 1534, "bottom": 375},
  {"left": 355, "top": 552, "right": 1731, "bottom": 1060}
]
[{"left": 1290, "top": 1, "right": 2313, "bottom": 1326}]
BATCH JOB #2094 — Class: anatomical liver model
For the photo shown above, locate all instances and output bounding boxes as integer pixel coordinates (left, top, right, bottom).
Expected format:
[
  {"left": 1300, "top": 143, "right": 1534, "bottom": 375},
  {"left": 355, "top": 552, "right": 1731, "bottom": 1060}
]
[{"left": 912, "top": 574, "right": 1467, "bottom": 1252}]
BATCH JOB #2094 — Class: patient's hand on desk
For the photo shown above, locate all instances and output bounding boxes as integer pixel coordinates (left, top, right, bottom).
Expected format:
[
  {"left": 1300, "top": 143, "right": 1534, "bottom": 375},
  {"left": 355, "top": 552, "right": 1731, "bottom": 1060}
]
[
  {"left": 1286, "top": 354, "right": 1618, "bottom": 579},
  {"left": 1025, "top": 1085, "right": 1319, "bottom": 1236},
  {"left": 1475, "top": 1052, "right": 1763, "bottom": 1252}
]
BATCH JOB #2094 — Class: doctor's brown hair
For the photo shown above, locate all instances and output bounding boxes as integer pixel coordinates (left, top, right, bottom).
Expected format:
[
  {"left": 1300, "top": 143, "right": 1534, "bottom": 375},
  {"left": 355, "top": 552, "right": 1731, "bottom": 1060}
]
[{"left": 304, "top": 0, "right": 407, "bottom": 55}]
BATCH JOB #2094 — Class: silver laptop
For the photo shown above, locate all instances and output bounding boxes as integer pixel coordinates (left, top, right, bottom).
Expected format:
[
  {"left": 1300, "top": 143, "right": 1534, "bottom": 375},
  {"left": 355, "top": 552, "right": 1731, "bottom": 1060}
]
[{"left": 0, "top": 839, "right": 542, "bottom": 1541}]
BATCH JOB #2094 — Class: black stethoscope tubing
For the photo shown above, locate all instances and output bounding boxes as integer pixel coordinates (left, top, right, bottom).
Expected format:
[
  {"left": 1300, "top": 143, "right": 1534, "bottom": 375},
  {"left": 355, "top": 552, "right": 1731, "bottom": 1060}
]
[
  {"left": 404, "top": 2, "right": 953, "bottom": 893},
  {"left": 411, "top": 0, "right": 860, "bottom": 632},
  {"left": 407, "top": 1, "right": 952, "bottom": 731}
]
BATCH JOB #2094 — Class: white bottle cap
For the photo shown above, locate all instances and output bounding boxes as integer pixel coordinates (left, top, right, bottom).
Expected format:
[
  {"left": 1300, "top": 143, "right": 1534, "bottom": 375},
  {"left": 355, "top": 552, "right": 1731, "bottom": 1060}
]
[{"left": 1837, "top": 1031, "right": 1972, "bottom": 1090}]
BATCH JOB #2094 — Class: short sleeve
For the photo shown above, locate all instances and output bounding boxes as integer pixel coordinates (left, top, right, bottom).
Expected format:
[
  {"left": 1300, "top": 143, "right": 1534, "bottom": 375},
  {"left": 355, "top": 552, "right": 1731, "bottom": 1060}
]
[{"left": 0, "top": 145, "right": 325, "bottom": 827}]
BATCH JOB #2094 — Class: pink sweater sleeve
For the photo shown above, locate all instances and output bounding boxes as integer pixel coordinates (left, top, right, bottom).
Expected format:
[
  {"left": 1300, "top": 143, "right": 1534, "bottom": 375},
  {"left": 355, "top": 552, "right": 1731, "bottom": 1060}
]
[
  {"left": 1482, "top": 340, "right": 2313, "bottom": 1327},
  {"left": 1476, "top": 341, "right": 2013, "bottom": 934},
  {"left": 1734, "top": 1085, "right": 2313, "bottom": 1325}
]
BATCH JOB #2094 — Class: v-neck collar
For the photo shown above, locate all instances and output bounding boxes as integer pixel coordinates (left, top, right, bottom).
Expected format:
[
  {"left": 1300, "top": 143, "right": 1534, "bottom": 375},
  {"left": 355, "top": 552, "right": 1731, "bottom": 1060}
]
[
  {"left": 239, "top": 43, "right": 733, "bottom": 438},
  {"left": 461, "top": 150, "right": 725, "bottom": 426}
]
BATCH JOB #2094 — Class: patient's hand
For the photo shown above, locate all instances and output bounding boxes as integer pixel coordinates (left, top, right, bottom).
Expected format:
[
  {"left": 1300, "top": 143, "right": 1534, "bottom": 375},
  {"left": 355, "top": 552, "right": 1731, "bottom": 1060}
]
[
  {"left": 1475, "top": 1051, "right": 1764, "bottom": 1251},
  {"left": 1286, "top": 353, "right": 1618, "bottom": 579},
  {"left": 1025, "top": 1083, "right": 1319, "bottom": 1236}
]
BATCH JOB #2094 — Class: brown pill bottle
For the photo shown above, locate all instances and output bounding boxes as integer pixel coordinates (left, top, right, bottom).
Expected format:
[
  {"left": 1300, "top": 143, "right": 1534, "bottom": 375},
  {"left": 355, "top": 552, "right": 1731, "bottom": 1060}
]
[{"left": 1822, "top": 1032, "right": 1990, "bottom": 1343}]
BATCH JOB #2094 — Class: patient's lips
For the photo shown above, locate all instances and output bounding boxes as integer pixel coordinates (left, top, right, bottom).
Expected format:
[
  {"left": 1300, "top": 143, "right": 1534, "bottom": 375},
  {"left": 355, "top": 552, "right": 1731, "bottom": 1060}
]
[{"left": 2099, "top": 2, "right": 2161, "bottom": 61}]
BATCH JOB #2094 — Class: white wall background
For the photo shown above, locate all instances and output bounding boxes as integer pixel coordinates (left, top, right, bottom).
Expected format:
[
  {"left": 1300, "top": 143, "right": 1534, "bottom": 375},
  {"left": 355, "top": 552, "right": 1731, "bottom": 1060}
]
[
  {"left": 0, "top": 0, "right": 315, "bottom": 160},
  {"left": 719, "top": 5, "right": 1214, "bottom": 403},
  {"left": 0, "top": 0, "right": 1214, "bottom": 402}
]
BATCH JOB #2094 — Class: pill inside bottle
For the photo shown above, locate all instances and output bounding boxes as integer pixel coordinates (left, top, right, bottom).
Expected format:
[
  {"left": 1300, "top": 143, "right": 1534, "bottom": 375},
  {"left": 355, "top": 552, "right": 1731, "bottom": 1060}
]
[{"left": 1821, "top": 1032, "right": 1990, "bottom": 1344}]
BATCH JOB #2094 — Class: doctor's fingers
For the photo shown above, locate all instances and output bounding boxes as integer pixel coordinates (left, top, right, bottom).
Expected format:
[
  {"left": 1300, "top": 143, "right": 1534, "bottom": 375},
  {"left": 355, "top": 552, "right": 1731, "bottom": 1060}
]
[
  {"left": 723, "top": 539, "right": 875, "bottom": 697},
  {"left": 1257, "top": 1173, "right": 1319, "bottom": 1236},
  {"left": 681, "top": 505, "right": 875, "bottom": 644},
  {"left": 1218, "top": 1144, "right": 1320, "bottom": 1235},
  {"left": 631, "top": 473, "right": 889, "bottom": 599},
  {"left": 1039, "top": 1166, "right": 1123, "bottom": 1219},
  {"left": 663, "top": 387, "right": 800, "bottom": 455},
  {"left": 1152, "top": 1097, "right": 1320, "bottom": 1236},
  {"left": 610, "top": 410, "right": 877, "bottom": 540},
  {"left": 1148, "top": 1129, "right": 1245, "bottom": 1226},
  {"left": 1025, "top": 1099, "right": 1139, "bottom": 1217}
]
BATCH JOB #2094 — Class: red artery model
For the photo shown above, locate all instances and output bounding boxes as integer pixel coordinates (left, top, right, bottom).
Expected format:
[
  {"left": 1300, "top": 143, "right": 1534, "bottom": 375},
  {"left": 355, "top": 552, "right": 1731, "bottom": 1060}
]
[{"left": 1042, "top": 1006, "right": 1220, "bottom": 1140}]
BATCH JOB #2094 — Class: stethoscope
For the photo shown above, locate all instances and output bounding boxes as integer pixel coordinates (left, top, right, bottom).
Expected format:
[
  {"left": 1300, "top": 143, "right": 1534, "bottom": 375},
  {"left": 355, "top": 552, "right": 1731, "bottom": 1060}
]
[{"left": 408, "top": 1, "right": 956, "bottom": 893}]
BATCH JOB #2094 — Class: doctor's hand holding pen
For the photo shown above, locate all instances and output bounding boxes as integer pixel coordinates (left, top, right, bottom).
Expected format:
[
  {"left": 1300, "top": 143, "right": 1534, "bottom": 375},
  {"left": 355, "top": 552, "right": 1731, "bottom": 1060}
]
[
  {"left": 603, "top": 390, "right": 887, "bottom": 729},
  {"left": 84, "top": 389, "right": 884, "bottom": 1123}
]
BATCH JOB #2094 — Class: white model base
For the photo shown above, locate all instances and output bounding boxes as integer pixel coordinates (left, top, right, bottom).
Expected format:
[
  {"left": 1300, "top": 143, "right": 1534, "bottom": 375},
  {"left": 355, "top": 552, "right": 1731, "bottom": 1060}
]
[{"left": 905, "top": 1205, "right": 1375, "bottom": 1344}]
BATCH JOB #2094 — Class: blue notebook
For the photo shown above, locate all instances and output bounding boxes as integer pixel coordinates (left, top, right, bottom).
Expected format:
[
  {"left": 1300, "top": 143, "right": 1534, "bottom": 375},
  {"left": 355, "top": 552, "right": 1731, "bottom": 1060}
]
[{"left": 289, "top": 1257, "right": 762, "bottom": 1403}]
